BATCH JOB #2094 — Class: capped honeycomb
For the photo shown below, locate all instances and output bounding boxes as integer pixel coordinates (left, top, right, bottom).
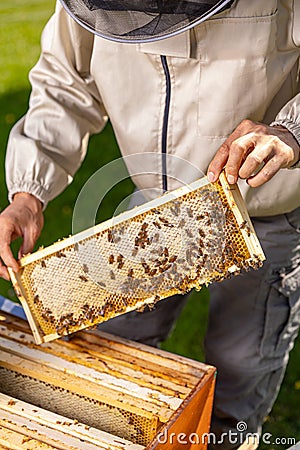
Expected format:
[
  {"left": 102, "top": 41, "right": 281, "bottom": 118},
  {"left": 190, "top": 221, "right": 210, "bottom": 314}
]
[{"left": 9, "top": 173, "right": 265, "bottom": 344}]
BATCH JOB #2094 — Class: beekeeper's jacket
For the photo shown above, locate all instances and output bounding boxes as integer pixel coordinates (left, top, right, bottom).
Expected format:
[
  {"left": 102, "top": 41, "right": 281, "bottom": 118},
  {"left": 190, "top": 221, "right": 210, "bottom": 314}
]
[{"left": 6, "top": 0, "right": 300, "bottom": 216}]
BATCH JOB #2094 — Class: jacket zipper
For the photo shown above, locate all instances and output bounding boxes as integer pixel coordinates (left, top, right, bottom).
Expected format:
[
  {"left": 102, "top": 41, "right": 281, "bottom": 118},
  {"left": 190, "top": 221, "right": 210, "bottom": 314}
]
[{"left": 160, "top": 55, "right": 171, "bottom": 193}]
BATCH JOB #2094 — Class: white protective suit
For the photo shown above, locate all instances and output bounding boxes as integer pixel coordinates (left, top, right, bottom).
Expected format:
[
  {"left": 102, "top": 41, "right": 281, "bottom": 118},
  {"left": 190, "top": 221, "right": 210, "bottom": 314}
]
[{"left": 5, "top": 0, "right": 300, "bottom": 216}]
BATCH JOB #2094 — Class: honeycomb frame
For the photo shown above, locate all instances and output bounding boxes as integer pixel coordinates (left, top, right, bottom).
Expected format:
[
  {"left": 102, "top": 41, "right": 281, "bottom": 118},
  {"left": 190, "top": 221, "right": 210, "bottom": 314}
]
[{"left": 9, "top": 172, "right": 265, "bottom": 344}]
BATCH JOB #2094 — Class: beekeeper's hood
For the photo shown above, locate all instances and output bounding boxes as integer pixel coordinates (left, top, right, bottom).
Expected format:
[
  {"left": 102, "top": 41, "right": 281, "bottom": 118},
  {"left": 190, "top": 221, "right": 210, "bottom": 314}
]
[{"left": 59, "top": 0, "right": 234, "bottom": 43}]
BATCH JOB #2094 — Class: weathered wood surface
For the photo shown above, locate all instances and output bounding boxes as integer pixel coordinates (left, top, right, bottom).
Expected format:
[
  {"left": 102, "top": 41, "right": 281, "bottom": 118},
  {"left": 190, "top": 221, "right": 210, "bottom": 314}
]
[
  {"left": 0, "top": 393, "right": 144, "bottom": 450},
  {"left": 0, "top": 312, "right": 216, "bottom": 449}
]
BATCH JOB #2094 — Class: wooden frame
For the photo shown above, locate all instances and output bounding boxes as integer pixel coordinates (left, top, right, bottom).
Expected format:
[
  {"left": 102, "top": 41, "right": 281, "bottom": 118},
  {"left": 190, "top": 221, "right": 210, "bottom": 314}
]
[
  {"left": 8, "top": 173, "right": 265, "bottom": 344},
  {"left": 0, "top": 312, "right": 216, "bottom": 449}
]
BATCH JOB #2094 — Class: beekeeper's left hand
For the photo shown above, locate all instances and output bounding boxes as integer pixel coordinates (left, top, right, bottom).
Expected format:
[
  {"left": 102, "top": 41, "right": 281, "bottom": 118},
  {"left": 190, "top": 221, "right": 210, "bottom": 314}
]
[{"left": 207, "top": 119, "right": 300, "bottom": 186}]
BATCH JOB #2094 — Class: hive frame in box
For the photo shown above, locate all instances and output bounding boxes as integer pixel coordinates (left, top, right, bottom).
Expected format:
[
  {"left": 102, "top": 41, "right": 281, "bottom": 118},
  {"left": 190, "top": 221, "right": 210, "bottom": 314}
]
[
  {"left": 9, "top": 172, "right": 265, "bottom": 344},
  {"left": 0, "top": 311, "right": 216, "bottom": 449},
  {"left": 0, "top": 393, "right": 143, "bottom": 450}
]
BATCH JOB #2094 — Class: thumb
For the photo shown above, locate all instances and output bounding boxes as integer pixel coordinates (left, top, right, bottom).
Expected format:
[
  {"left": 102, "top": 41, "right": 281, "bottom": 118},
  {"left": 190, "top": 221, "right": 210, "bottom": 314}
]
[{"left": 18, "top": 227, "right": 37, "bottom": 259}]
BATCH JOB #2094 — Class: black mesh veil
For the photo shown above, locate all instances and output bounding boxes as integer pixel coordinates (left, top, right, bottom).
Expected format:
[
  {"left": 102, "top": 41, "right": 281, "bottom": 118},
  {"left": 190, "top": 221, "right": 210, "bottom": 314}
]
[{"left": 59, "top": 0, "right": 234, "bottom": 43}]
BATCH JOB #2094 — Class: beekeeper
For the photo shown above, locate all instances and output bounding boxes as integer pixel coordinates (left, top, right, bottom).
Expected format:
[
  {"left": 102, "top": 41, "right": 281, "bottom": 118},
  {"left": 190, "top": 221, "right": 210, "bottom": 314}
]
[{"left": 0, "top": 1, "right": 299, "bottom": 448}]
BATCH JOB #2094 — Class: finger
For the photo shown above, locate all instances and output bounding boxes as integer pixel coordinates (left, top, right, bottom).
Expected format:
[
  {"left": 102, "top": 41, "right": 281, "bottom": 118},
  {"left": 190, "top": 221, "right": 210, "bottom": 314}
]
[
  {"left": 19, "top": 227, "right": 38, "bottom": 259},
  {"left": 239, "top": 140, "right": 274, "bottom": 179},
  {"left": 0, "top": 220, "right": 21, "bottom": 272},
  {"left": 0, "top": 262, "right": 10, "bottom": 281},
  {"left": 207, "top": 142, "right": 231, "bottom": 182},
  {"left": 0, "top": 242, "right": 19, "bottom": 273},
  {"left": 207, "top": 120, "right": 257, "bottom": 182},
  {"left": 247, "top": 156, "right": 282, "bottom": 187},
  {"left": 225, "top": 134, "right": 256, "bottom": 184}
]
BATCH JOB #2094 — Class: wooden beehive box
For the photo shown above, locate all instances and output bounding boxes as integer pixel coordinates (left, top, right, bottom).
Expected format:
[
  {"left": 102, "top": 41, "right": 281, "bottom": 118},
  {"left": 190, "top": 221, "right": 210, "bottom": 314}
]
[{"left": 0, "top": 311, "right": 216, "bottom": 449}]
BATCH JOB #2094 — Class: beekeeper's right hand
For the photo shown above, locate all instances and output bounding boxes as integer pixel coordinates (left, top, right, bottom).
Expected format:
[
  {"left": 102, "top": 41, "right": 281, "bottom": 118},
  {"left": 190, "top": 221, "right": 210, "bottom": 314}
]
[{"left": 0, "top": 193, "right": 43, "bottom": 280}]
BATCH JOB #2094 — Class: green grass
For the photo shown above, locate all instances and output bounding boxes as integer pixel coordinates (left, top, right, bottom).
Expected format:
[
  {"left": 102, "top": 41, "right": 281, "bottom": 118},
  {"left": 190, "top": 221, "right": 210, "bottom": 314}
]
[{"left": 0, "top": 2, "right": 299, "bottom": 448}]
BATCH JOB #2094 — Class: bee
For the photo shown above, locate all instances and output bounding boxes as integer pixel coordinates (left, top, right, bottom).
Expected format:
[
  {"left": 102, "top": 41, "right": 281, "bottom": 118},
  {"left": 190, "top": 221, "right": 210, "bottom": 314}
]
[
  {"left": 107, "top": 230, "right": 114, "bottom": 243},
  {"left": 98, "top": 281, "right": 106, "bottom": 288},
  {"left": 152, "top": 233, "right": 160, "bottom": 244},
  {"left": 117, "top": 261, "right": 124, "bottom": 270},
  {"left": 251, "top": 261, "right": 263, "bottom": 270},
  {"left": 122, "top": 298, "right": 128, "bottom": 307},
  {"left": 153, "top": 221, "right": 161, "bottom": 229},
  {"left": 170, "top": 203, "right": 180, "bottom": 216},
  {"left": 161, "top": 263, "right": 172, "bottom": 273},
  {"left": 177, "top": 258, "right": 185, "bottom": 264},
  {"left": 117, "top": 254, "right": 124, "bottom": 263},
  {"left": 153, "top": 295, "right": 160, "bottom": 303},
  {"left": 160, "top": 257, "right": 169, "bottom": 266},
  {"left": 98, "top": 305, "right": 107, "bottom": 316},
  {"left": 198, "top": 229, "right": 206, "bottom": 238},
  {"left": 179, "top": 218, "right": 186, "bottom": 228},
  {"left": 56, "top": 251, "right": 66, "bottom": 258},
  {"left": 56, "top": 325, "right": 66, "bottom": 336},
  {"left": 149, "top": 269, "right": 157, "bottom": 276},
  {"left": 225, "top": 208, "right": 236, "bottom": 226},
  {"left": 118, "top": 226, "right": 125, "bottom": 235},
  {"left": 132, "top": 247, "right": 138, "bottom": 257},
  {"left": 128, "top": 268, "right": 134, "bottom": 278},
  {"left": 110, "top": 270, "right": 116, "bottom": 280},
  {"left": 198, "top": 238, "right": 204, "bottom": 247},
  {"left": 83, "top": 264, "right": 89, "bottom": 273},
  {"left": 152, "top": 209, "right": 161, "bottom": 215},
  {"left": 169, "top": 255, "right": 178, "bottom": 263},
  {"left": 79, "top": 275, "right": 88, "bottom": 282},
  {"left": 108, "top": 254, "right": 114, "bottom": 264},
  {"left": 171, "top": 263, "right": 178, "bottom": 274},
  {"left": 163, "top": 247, "right": 169, "bottom": 257},
  {"left": 41, "top": 260, "right": 46, "bottom": 268},
  {"left": 240, "top": 220, "right": 251, "bottom": 236},
  {"left": 159, "top": 217, "right": 169, "bottom": 224},
  {"left": 141, "top": 222, "right": 148, "bottom": 231},
  {"left": 41, "top": 312, "right": 50, "bottom": 321},
  {"left": 185, "top": 229, "right": 193, "bottom": 238},
  {"left": 196, "top": 214, "right": 205, "bottom": 221},
  {"left": 186, "top": 207, "right": 193, "bottom": 218},
  {"left": 34, "top": 295, "right": 40, "bottom": 304}
]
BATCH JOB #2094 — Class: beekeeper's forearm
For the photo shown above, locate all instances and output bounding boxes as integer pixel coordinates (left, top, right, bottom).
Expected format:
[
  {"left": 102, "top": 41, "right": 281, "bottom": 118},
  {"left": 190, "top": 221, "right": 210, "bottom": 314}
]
[{"left": 6, "top": 2, "right": 107, "bottom": 209}]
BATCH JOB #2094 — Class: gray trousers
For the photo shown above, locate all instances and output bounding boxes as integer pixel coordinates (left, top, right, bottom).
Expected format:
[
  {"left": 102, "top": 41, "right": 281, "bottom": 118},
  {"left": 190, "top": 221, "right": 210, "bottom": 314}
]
[{"left": 98, "top": 207, "right": 300, "bottom": 449}]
